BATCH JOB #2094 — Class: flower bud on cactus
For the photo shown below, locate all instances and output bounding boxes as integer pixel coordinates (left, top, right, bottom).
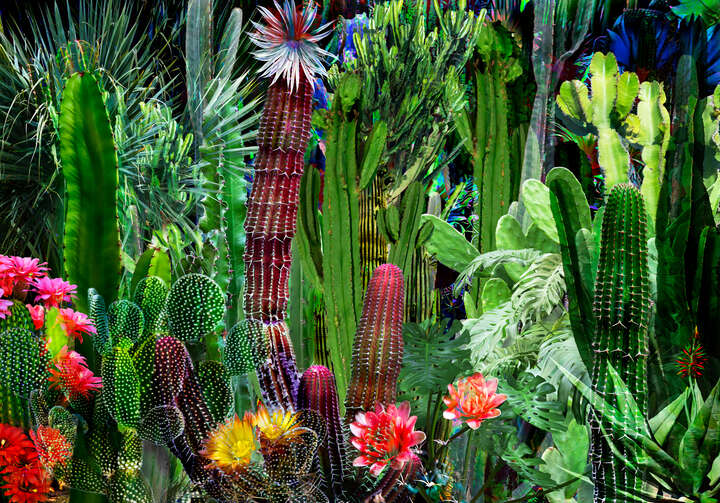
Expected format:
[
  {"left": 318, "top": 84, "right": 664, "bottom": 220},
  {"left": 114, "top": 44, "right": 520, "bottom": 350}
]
[
  {"left": 345, "top": 264, "right": 405, "bottom": 420},
  {"left": 298, "top": 365, "right": 347, "bottom": 500}
]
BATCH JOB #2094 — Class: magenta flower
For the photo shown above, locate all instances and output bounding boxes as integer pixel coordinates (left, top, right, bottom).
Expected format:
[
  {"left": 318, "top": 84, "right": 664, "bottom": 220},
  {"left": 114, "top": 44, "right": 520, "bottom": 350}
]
[
  {"left": 0, "top": 299, "right": 13, "bottom": 319},
  {"left": 26, "top": 305, "right": 45, "bottom": 330},
  {"left": 30, "top": 277, "right": 76, "bottom": 308},
  {"left": 57, "top": 308, "right": 96, "bottom": 343}
]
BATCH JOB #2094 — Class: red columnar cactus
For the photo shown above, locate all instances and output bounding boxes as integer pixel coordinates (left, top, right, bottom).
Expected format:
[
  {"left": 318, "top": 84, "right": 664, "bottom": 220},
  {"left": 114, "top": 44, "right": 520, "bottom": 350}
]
[
  {"left": 345, "top": 264, "right": 405, "bottom": 420},
  {"left": 298, "top": 365, "right": 346, "bottom": 501},
  {"left": 244, "top": 1, "right": 331, "bottom": 322},
  {"left": 243, "top": 0, "right": 331, "bottom": 412}
]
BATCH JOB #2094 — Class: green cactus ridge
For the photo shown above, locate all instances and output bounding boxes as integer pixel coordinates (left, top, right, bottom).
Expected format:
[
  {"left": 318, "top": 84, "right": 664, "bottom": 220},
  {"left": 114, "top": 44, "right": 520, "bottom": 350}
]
[
  {"left": 591, "top": 183, "right": 650, "bottom": 503},
  {"left": 133, "top": 276, "right": 169, "bottom": 335},
  {"left": 108, "top": 300, "right": 145, "bottom": 345}
]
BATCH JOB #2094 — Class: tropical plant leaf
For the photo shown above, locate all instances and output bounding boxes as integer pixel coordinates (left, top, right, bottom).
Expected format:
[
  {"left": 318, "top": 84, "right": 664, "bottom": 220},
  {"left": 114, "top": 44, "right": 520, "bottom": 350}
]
[{"left": 511, "top": 253, "right": 565, "bottom": 325}]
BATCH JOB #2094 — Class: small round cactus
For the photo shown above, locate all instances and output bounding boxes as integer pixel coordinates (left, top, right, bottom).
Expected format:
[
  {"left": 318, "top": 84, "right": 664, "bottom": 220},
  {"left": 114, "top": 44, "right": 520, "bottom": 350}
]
[{"left": 166, "top": 274, "right": 224, "bottom": 342}]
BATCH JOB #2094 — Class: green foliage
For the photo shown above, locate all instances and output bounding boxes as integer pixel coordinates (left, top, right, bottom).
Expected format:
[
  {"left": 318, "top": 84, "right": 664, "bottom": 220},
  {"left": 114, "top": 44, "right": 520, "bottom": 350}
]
[
  {"left": 547, "top": 167, "right": 595, "bottom": 372},
  {"left": 60, "top": 72, "right": 121, "bottom": 313},
  {"left": 500, "top": 372, "right": 567, "bottom": 433},
  {"left": 398, "top": 319, "right": 471, "bottom": 423}
]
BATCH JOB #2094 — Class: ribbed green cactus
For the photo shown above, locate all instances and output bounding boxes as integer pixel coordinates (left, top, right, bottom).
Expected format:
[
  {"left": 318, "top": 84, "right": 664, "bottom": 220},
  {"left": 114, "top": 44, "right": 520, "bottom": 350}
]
[
  {"left": 345, "top": 264, "right": 405, "bottom": 421},
  {"left": 455, "top": 22, "right": 522, "bottom": 253},
  {"left": 224, "top": 319, "right": 263, "bottom": 376},
  {"left": 590, "top": 183, "right": 650, "bottom": 503},
  {"left": 60, "top": 72, "right": 121, "bottom": 314},
  {"left": 0, "top": 328, "right": 50, "bottom": 398}
]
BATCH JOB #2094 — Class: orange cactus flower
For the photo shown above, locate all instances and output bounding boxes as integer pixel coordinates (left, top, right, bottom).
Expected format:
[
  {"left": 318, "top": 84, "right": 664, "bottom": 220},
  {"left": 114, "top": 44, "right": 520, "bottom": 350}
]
[{"left": 443, "top": 373, "right": 507, "bottom": 429}]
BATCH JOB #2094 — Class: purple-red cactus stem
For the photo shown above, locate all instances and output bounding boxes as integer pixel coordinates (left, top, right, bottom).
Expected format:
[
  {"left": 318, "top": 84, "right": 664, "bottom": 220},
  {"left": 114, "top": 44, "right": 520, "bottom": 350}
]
[
  {"left": 254, "top": 321, "right": 300, "bottom": 410},
  {"left": 243, "top": 78, "right": 313, "bottom": 323},
  {"left": 345, "top": 264, "right": 405, "bottom": 420},
  {"left": 298, "top": 365, "right": 346, "bottom": 500}
]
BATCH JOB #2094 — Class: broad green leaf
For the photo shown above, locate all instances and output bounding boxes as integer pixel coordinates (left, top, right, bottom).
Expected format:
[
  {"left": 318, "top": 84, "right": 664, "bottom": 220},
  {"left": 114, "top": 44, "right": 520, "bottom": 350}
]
[
  {"left": 419, "top": 214, "right": 479, "bottom": 272},
  {"left": 522, "top": 179, "right": 559, "bottom": 243},
  {"left": 649, "top": 388, "right": 690, "bottom": 446}
]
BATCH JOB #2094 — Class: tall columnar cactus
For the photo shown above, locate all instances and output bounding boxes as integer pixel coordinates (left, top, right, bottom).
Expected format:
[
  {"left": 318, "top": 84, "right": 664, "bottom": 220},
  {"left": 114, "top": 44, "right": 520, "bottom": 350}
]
[
  {"left": 455, "top": 23, "right": 523, "bottom": 253},
  {"left": 242, "top": 0, "right": 330, "bottom": 409},
  {"left": 590, "top": 183, "right": 650, "bottom": 503},
  {"left": 60, "top": 72, "right": 121, "bottom": 315},
  {"left": 298, "top": 365, "right": 346, "bottom": 501},
  {"left": 345, "top": 264, "right": 405, "bottom": 420}
]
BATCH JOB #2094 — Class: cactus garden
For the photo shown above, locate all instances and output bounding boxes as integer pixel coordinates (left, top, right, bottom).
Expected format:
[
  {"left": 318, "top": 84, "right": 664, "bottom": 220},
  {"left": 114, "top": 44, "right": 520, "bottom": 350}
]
[{"left": 3, "top": 0, "right": 720, "bottom": 502}]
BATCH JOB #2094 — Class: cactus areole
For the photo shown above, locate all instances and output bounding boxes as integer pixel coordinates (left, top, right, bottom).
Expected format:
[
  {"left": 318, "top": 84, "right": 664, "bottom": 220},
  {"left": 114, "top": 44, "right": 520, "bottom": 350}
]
[{"left": 243, "top": 0, "right": 330, "bottom": 409}]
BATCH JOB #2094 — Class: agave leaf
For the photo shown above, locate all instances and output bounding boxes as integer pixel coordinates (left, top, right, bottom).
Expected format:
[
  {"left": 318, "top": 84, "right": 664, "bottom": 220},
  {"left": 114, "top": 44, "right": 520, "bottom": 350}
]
[
  {"left": 680, "top": 379, "right": 720, "bottom": 492},
  {"left": 649, "top": 388, "right": 691, "bottom": 447}
]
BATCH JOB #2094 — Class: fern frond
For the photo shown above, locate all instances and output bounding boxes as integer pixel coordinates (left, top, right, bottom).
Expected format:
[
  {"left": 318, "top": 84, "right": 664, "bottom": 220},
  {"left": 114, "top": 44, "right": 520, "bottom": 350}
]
[{"left": 511, "top": 253, "right": 565, "bottom": 326}]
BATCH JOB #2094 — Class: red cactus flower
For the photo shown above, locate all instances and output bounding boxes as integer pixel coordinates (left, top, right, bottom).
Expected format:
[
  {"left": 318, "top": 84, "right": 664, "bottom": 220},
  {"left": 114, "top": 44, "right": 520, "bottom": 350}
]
[
  {"left": 1, "top": 459, "right": 51, "bottom": 503},
  {"left": 25, "top": 305, "right": 44, "bottom": 331},
  {"left": 0, "top": 299, "right": 12, "bottom": 320},
  {"left": 56, "top": 308, "right": 96, "bottom": 343},
  {"left": 30, "top": 278, "right": 76, "bottom": 308},
  {"left": 443, "top": 373, "right": 507, "bottom": 430},
  {"left": 29, "top": 426, "right": 72, "bottom": 470},
  {"left": 349, "top": 401, "right": 426, "bottom": 477},
  {"left": 0, "top": 425, "right": 34, "bottom": 467},
  {"left": 48, "top": 346, "right": 102, "bottom": 399}
]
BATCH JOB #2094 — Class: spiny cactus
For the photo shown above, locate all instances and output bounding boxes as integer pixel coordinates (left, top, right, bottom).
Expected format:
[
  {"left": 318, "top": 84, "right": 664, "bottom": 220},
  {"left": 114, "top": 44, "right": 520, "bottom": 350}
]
[
  {"left": 298, "top": 365, "right": 347, "bottom": 501},
  {"left": 345, "top": 264, "right": 405, "bottom": 420},
  {"left": 89, "top": 288, "right": 111, "bottom": 354},
  {"left": 591, "top": 183, "right": 650, "bottom": 503},
  {"left": 102, "top": 337, "right": 141, "bottom": 430},
  {"left": 224, "top": 319, "right": 264, "bottom": 375},
  {"left": 0, "top": 328, "right": 50, "bottom": 398},
  {"left": 166, "top": 273, "right": 224, "bottom": 343},
  {"left": 0, "top": 300, "right": 34, "bottom": 332},
  {"left": 133, "top": 276, "right": 168, "bottom": 335},
  {"left": 108, "top": 300, "right": 145, "bottom": 345}
]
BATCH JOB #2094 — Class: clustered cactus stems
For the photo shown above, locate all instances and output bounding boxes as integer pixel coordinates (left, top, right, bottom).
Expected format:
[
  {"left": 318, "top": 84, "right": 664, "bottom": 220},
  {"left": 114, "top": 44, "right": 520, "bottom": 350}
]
[
  {"left": 345, "top": 264, "right": 405, "bottom": 420},
  {"left": 591, "top": 183, "right": 650, "bottom": 503},
  {"left": 243, "top": 0, "right": 331, "bottom": 410}
]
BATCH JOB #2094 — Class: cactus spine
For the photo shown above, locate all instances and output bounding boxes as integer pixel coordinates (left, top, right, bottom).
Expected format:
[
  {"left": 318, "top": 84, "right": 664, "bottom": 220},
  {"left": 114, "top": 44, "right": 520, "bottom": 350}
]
[
  {"left": 345, "top": 264, "right": 405, "bottom": 421},
  {"left": 590, "top": 183, "right": 650, "bottom": 503}
]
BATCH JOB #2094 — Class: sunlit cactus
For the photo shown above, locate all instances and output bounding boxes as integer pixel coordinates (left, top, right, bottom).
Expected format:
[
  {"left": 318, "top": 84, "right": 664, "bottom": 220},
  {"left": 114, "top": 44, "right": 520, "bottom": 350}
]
[
  {"left": 298, "top": 365, "right": 347, "bottom": 501},
  {"left": 345, "top": 264, "right": 405, "bottom": 420}
]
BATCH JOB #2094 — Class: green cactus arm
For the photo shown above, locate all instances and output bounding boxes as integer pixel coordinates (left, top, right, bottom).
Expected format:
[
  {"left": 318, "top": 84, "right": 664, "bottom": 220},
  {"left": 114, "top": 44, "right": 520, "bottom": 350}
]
[{"left": 60, "top": 72, "right": 121, "bottom": 314}]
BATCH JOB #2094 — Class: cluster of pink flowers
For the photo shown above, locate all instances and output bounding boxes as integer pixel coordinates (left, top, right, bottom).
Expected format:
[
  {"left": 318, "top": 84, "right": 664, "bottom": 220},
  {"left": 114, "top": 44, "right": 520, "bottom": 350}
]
[{"left": 0, "top": 255, "right": 94, "bottom": 342}]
